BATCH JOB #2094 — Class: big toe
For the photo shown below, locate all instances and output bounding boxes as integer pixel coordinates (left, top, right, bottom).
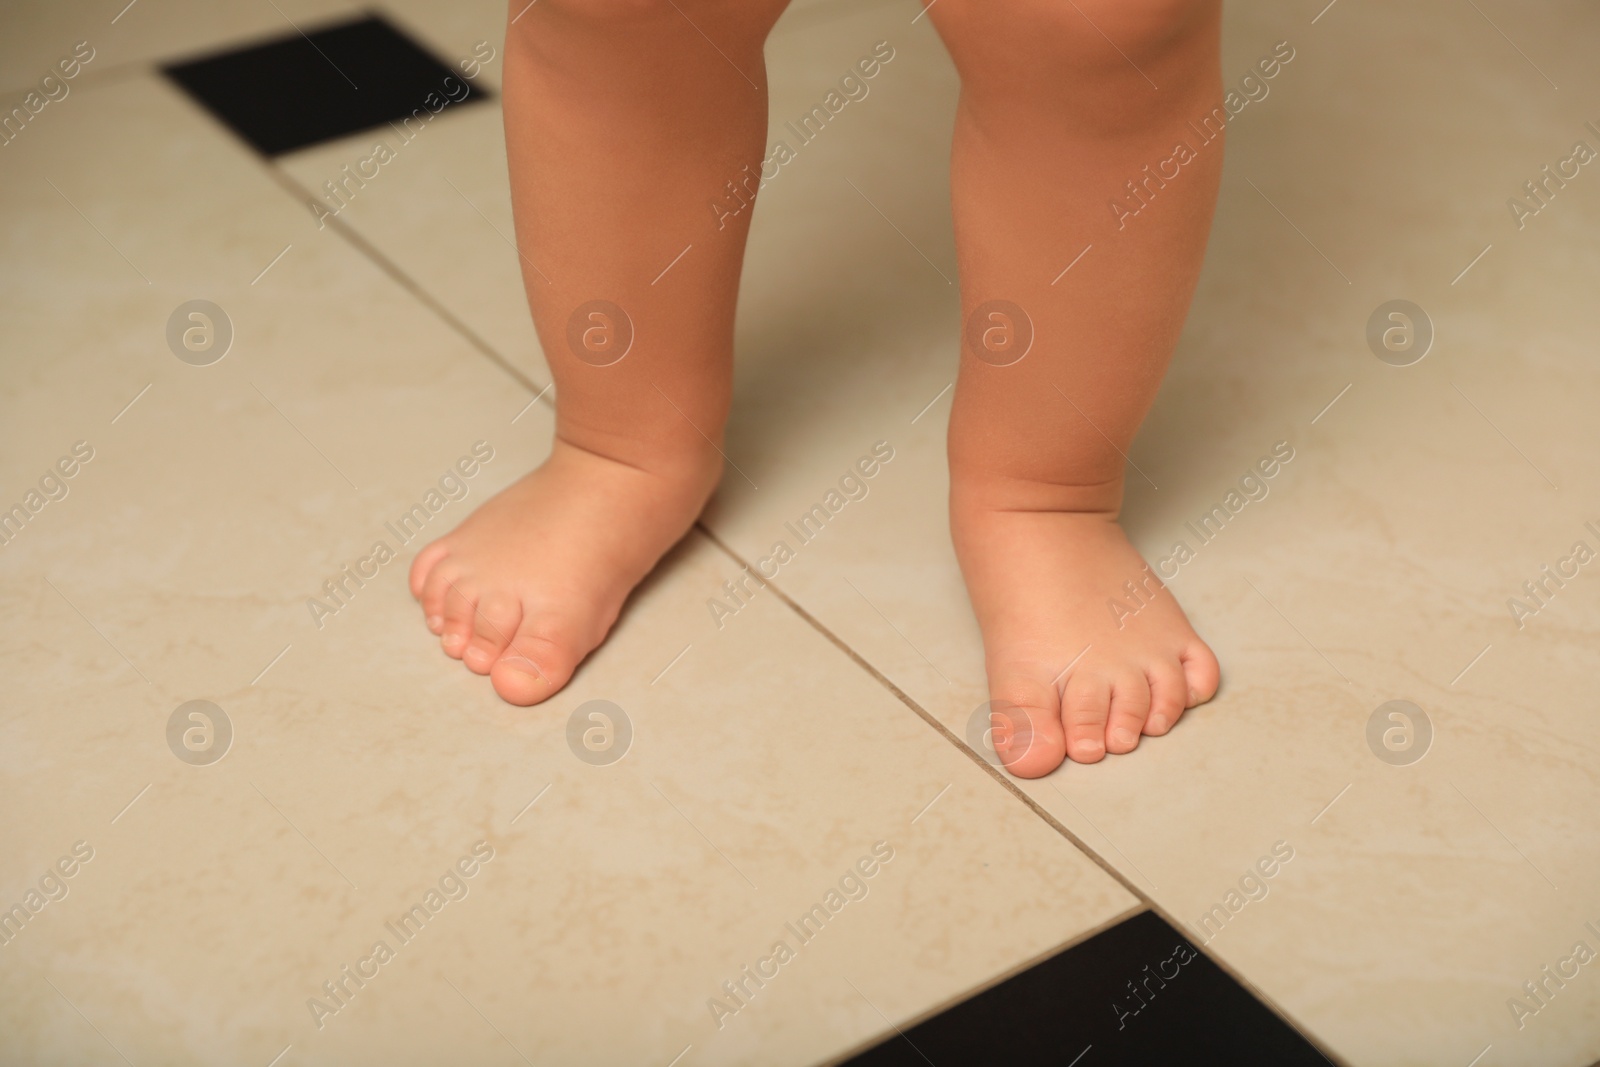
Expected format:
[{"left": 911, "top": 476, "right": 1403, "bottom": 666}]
[
  {"left": 985, "top": 667, "right": 1068, "bottom": 778},
  {"left": 491, "top": 622, "right": 585, "bottom": 707}
]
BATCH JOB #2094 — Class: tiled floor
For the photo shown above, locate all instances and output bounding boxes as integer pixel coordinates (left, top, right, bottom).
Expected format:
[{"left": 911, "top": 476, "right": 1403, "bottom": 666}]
[{"left": 3, "top": 1, "right": 1598, "bottom": 1065}]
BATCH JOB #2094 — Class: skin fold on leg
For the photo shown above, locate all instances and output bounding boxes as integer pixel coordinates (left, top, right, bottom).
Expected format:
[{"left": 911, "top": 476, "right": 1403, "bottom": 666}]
[
  {"left": 928, "top": 0, "right": 1226, "bottom": 776},
  {"left": 409, "top": 0, "right": 790, "bottom": 705}
]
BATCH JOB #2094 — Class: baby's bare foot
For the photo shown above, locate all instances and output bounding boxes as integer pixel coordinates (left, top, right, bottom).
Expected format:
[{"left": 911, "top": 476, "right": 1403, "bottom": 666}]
[
  {"left": 409, "top": 438, "right": 720, "bottom": 705},
  {"left": 951, "top": 487, "right": 1219, "bottom": 778}
]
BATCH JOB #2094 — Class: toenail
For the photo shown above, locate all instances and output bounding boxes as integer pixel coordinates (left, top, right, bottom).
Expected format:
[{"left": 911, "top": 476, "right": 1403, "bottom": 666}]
[
  {"left": 1147, "top": 714, "right": 1168, "bottom": 733},
  {"left": 442, "top": 633, "right": 464, "bottom": 649},
  {"left": 1187, "top": 689, "right": 1201, "bottom": 707},
  {"left": 427, "top": 615, "right": 443, "bottom": 631},
  {"left": 499, "top": 656, "right": 548, "bottom": 681},
  {"left": 1112, "top": 728, "right": 1136, "bottom": 748}
]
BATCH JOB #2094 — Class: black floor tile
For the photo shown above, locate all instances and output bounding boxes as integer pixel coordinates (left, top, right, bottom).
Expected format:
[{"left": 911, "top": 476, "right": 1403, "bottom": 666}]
[
  {"left": 843, "top": 911, "right": 1330, "bottom": 1067},
  {"left": 163, "top": 15, "right": 490, "bottom": 156}
]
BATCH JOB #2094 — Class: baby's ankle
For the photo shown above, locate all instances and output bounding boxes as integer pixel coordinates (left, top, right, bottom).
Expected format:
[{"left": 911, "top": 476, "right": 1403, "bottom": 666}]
[{"left": 552, "top": 430, "right": 725, "bottom": 495}]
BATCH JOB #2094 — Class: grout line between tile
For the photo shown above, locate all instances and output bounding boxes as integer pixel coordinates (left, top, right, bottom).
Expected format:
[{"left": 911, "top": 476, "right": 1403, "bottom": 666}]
[
  {"left": 694, "top": 523, "right": 1353, "bottom": 1067},
  {"left": 262, "top": 166, "right": 554, "bottom": 405},
  {"left": 692, "top": 525, "right": 1137, "bottom": 890},
  {"left": 1, "top": 55, "right": 155, "bottom": 99},
  {"left": 146, "top": 69, "right": 559, "bottom": 420}
]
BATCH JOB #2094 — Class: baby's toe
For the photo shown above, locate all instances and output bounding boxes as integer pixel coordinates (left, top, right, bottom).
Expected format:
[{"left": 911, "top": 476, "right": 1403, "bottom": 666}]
[
  {"left": 1063, "top": 673, "right": 1112, "bottom": 764},
  {"left": 438, "top": 578, "right": 477, "bottom": 660},
  {"left": 409, "top": 538, "right": 451, "bottom": 600},
  {"left": 492, "top": 618, "right": 584, "bottom": 707},
  {"left": 1104, "top": 670, "right": 1151, "bottom": 754},
  {"left": 985, "top": 666, "right": 1067, "bottom": 778},
  {"left": 464, "top": 591, "right": 522, "bottom": 675},
  {"left": 1144, "top": 660, "right": 1187, "bottom": 736},
  {"left": 1180, "top": 638, "right": 1221, "bottom": 708},
  {"left": 417, "top": 553, "right": 456, "bottom": 634}
]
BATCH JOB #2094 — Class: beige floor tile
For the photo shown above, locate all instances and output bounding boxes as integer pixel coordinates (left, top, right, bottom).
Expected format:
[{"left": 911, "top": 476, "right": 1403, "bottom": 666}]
[
  {"left": 697, "top": 2, "right": 1600, "bottom": 1066},
  {"left": 0, "top": 72, "right": 1136, "bottom": 1067}
]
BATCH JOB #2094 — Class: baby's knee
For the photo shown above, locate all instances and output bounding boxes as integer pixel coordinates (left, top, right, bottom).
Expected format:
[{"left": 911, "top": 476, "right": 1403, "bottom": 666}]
[
  {"left": 522, "top": 0, "right": 745, "bottom": 31},
  {"left": 1066, "top": 0, "right": 1213, "bottom": 57},
  {"left": 531, "top": 0, "right": 661, "bottom": 19},
  {"left": 940, "top": 0, "right": 1215, "bottom": 69},
  {"left": 1027, "top": 0, "right": 1209, "bottom": 56}
]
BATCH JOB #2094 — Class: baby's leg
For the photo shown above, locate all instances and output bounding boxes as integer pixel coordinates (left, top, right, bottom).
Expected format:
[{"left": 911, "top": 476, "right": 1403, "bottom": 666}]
[
  {"left": 410, "top": 0, "right": 789, "bottom": 704},
  {"left": 928, "top": 0, "right": 1224, "bottom": 775}
]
